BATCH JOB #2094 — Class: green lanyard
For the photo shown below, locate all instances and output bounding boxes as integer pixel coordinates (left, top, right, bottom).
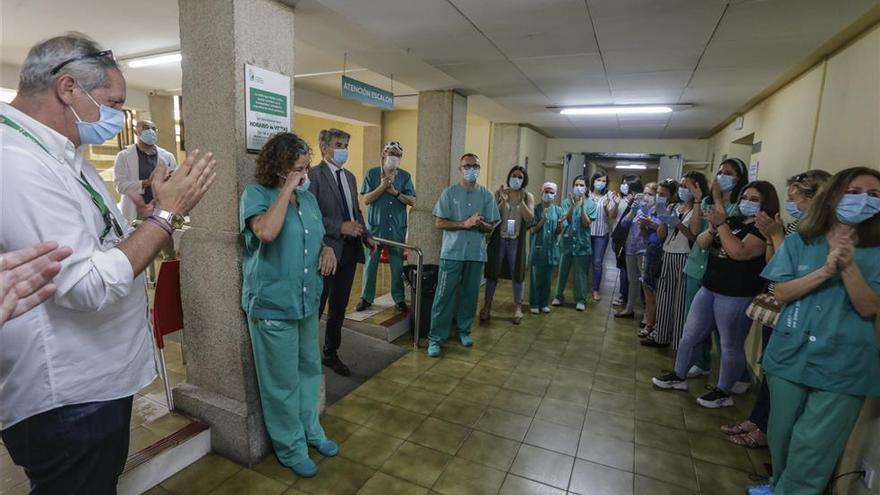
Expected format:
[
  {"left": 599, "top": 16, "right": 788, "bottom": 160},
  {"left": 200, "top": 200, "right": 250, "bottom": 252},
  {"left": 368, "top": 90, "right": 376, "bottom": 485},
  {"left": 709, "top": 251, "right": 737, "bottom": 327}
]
[{"left": 1, "top": 114, "right": 122, "bottom": 242}]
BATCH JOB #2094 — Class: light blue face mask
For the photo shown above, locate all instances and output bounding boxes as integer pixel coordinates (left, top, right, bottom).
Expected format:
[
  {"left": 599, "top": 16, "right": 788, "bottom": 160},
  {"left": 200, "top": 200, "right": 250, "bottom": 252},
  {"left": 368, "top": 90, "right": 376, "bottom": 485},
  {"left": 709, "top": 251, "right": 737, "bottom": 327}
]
[
  {"left": 332, "top": 148, "right": 349, "bottom": 167},
  {"left": 783, "top": 200, "right": 803, "bottom": 220},
  {"left": 573, "top": 185, "right": 587, "bottom": 197},
  {"left": 139, "top": 128, "right": 157, "bottom": 146},
  {"left": 543, "top": 192, "right": 556, "bottom": 203},
  {"left": 738, "top": 199, "right": 761, "bottom": 217},
  {"left": 836, "top": 193, "right": 880, "bottom": 225},
  {"left": 678, "top": 187, "right": 694, "bottom": 202},
  {"left": 463, "top": 166, "right": 480, "bottom": 183},
  {"left": 296, "top": 175, "right": 311, "bottom": 193},
  {"left": 717, "top": 174, "right": 736, "bottom": 192},
  {"left": 69, "top": 85, "right": 124, "bottom": 145},
  {"left": 509, "top": 177, "right": 523, "bottom": 190},
  {"left": 656, "top": 196, "right": 667, "bottom": 209},
  {"left": 593, "top": 180, "right": 606, "bottom": 192}
]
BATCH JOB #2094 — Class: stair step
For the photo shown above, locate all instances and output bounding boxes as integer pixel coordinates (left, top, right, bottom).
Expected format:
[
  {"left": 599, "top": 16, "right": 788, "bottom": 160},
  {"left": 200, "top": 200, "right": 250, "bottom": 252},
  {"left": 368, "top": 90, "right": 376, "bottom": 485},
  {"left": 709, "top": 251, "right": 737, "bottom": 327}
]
[{"left": 118, "top": 420, "right": 211, "bottom": 495}]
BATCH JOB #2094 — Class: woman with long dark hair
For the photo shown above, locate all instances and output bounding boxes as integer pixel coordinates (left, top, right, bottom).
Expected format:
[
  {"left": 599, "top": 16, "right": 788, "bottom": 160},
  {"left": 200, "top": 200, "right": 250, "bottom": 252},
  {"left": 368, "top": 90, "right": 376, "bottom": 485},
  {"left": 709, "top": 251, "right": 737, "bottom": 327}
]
[
  {"left": 553, "top": 175, "right": 596, "bottom": 310},
  {"left": 745, "top": 167, "right": 879, "bottom": 495}
]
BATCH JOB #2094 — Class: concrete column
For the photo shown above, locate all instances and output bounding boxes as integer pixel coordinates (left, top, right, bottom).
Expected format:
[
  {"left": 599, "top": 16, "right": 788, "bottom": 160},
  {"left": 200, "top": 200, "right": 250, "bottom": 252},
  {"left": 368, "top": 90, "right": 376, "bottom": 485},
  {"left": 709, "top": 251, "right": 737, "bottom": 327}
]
[
  {"left": 408, "top": 91, "right": 467, "bottom": 264},
  {"left": 490, "top": 123, "right": 520, "bottom": 190},
  {"left": 175, "top": 0, "right": 295, "bottom": 467},
  {"left": 148, "top": 94, "right": 177, "bottom": 154}
]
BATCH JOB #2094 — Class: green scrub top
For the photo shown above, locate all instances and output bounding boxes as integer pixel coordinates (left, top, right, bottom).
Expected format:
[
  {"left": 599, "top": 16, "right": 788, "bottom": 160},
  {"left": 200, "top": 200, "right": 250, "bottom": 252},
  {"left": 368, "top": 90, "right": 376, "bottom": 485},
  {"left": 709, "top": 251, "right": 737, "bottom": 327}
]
[
  {"left": 433, "top": 184, "right": 500, "bottom": 262},
  {"left": 240, "top": 184, "right": 325, "bottom": 320},
  {"left": 761, "top": 233, "right": 880, "bottom": 396},
  {"left": 683, "top": 198, "right": 739, "bottom": 279},
  {"left": 529, "top": 203, "right": 564, "bottom": 266},
  {"left": 560, "top": 197, "right": 597, "bottom": 256},
  {"left": 361, "top": 166, "right": 415, "bottom": 243}
]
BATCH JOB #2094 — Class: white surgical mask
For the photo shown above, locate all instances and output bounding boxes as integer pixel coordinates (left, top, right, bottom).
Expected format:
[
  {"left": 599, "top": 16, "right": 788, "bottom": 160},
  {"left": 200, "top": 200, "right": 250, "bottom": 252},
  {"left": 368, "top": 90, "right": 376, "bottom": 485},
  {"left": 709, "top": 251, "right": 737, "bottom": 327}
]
[{"left": 384, "top": 156, "right": 400, "bottom": 170}]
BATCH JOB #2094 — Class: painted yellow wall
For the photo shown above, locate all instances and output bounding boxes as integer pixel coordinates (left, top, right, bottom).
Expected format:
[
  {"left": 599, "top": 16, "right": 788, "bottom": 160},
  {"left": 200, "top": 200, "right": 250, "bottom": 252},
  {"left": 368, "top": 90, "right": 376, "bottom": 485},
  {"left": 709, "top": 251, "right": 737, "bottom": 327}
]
[
  {"left": 380, "top": 109, "right": 495, "bottom": 187},
  {"left": 708, "top": 22, "right": 880, "bottom": 495},
  {"left": 518, "top": 126, "right": 548, "bottom": 198},
  {"left": 293, "top": 112, "right": 366, "bottom": 190}
]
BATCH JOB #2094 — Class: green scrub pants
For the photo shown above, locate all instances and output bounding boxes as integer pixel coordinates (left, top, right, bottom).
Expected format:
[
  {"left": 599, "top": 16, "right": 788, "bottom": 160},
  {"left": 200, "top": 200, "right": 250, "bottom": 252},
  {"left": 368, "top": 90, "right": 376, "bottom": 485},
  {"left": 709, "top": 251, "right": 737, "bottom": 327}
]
[
  {"left": 361, "top": 245, "right": 405, "bottom": 304},
  {"left": 554, "top": 254, "right": 589, "bottom": 304},
  {"left": 767, "top": 374, "right": 864, "bottom": 495},
  {"left": 247, "top": 314, "right": 327, "bottom": 466},
  {"left": 530, "top": 264, "right": 556, "bottom": 309},
  {"left": 428, "top": 259, "right": 483, "bottom": 344}
]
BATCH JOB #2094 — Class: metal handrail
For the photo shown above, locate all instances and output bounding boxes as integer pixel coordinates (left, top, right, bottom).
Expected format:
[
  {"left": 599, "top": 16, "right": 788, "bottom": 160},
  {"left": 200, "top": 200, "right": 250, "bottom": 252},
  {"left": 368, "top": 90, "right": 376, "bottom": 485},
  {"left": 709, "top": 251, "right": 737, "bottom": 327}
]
[{"left": 371, "top": 237, "right": 423, "bottom": 351}]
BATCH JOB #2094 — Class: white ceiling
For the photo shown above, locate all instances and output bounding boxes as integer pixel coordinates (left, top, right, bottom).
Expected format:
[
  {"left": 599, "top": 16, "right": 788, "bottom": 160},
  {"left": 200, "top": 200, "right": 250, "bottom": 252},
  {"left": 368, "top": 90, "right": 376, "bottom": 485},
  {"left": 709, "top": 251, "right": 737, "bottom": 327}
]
[{"left": 2, "top": 0, "right": 878, "bottom": 138}]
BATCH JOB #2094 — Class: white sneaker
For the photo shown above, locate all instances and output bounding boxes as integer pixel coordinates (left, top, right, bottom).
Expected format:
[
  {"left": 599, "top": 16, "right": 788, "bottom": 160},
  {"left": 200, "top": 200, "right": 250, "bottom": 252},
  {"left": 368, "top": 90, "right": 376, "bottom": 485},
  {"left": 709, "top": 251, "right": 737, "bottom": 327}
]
[
  {"left": 730, "top": 381, "right": 751, "bottom": 395},
  {"left": 551, "top": 298, "right": 562, "bottom": 307},
  {"left": 686, "top": 365, "right": 710, "bottom": 378},
  {"left": 530, "top": 308, "right": 540, "bottom": 315},
  {"left": 575, "top": 303, "right": 586, "bottom": 311},
  {"left": 541, "top": 307, "right": 551, "bottom": 314}
]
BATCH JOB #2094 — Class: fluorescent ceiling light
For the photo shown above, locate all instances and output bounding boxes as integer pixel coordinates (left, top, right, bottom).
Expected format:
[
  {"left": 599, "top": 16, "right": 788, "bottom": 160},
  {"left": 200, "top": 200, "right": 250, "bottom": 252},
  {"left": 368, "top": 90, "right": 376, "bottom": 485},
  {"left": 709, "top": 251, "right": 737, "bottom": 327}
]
[
  {"left": 616, "top": 164, "right": 647, "bottom": 170},
  {"left": 560, "top": 105, "right": 673, "bottom": 116},
  {"left": 126, "top": 52, "right": 181, "bottom": 68}
]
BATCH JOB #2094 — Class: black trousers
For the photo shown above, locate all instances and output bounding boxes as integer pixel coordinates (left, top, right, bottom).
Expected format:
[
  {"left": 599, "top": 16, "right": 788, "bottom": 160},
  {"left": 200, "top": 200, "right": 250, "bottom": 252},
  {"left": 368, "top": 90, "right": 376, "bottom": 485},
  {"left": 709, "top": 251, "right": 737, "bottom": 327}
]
[
  {"left": 320, "top": 240, "right": 360, "bottom": 356},
  {"left": 1, "top": 396, "right": 134, "bottom": 495},
  {"left": 749, "top": 325, "right": 774, "bottom": 432}
]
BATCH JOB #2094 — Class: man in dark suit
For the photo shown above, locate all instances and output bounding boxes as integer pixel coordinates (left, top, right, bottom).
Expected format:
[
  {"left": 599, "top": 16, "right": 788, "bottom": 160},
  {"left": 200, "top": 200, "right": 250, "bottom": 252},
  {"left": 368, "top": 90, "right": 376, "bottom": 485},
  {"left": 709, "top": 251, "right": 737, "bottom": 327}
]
[{"left": 309, "top": 128, "right": 376, "bottom": 376}]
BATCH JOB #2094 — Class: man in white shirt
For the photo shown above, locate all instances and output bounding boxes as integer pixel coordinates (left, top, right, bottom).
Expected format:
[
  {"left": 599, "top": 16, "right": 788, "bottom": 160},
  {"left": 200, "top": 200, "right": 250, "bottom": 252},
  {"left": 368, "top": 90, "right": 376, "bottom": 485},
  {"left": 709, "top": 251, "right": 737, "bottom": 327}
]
[
  {"left": 114, "top": 119, "right": 178, "bottom": 222},
  {"left": 0, "top": 33, "right": 217, "bottom": 493}
]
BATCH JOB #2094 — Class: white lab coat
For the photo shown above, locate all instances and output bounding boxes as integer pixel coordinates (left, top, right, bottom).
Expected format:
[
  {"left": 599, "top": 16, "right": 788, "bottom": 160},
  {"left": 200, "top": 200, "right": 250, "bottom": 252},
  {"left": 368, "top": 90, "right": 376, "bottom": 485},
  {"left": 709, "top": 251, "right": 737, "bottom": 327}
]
[{"left": 113, "top": 143, "right": 177, "bottom": 222}]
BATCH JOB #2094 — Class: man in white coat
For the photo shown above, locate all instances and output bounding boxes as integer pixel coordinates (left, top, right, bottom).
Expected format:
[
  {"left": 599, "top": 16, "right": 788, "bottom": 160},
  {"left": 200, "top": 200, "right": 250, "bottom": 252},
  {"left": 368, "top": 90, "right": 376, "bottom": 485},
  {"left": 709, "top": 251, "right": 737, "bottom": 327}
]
[{"left": 113, "top": 119, "right": 177, "bottom": 222}]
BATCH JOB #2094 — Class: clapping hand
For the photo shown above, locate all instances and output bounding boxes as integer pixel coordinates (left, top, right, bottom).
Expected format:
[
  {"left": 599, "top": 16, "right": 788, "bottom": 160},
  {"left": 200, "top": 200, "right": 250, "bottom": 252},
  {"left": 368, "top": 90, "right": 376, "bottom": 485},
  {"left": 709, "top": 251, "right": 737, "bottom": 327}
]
[
  {"left": 707, "top": 206, "right": 727, "bottom": 228},
  {"left": 496, "top": 185, "right": 509, "bottom": 203},
  {"left": 463, "top": 212, "right": 483, "bottom": 229},
  {"left": 755, "top": 211, "right": 783, "bottom": 239},
  {"left": 0, "top": 242, "right": 72, "bottom": 324}
]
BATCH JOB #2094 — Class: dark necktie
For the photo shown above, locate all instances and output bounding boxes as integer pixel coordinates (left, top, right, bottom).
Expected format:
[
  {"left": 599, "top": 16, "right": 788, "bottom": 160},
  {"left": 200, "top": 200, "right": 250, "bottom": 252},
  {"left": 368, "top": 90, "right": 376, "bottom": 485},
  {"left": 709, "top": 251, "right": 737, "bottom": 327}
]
[{"left": 336, "top": 169, "right": 352, "bottom": 221}]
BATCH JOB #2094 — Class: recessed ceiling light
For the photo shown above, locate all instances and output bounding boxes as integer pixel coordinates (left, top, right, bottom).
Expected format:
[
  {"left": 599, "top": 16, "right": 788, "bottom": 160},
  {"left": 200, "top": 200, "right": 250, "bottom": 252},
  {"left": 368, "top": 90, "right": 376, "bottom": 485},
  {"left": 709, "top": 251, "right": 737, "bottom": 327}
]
[{"left": 126, "top": 52, "right": 182, "bottom": 68}]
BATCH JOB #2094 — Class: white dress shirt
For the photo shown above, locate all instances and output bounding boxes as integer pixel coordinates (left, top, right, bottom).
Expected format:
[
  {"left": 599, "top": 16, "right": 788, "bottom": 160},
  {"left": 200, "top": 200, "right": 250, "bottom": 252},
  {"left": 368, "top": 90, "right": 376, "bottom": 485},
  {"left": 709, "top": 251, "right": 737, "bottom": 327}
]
[
  {"left": 0, "top": 102, "right": 156, "bottom": 429},
  {"left": 325, "top": 160, "right": 355, "bottom": 220}
]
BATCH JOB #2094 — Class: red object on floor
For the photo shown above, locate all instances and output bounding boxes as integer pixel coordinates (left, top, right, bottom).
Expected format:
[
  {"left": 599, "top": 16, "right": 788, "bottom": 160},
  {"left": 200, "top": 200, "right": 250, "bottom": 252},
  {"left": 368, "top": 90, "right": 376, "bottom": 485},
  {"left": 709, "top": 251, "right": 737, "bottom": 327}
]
[{"left": 150, "top": 259, "right": 184, "bottom": 411}]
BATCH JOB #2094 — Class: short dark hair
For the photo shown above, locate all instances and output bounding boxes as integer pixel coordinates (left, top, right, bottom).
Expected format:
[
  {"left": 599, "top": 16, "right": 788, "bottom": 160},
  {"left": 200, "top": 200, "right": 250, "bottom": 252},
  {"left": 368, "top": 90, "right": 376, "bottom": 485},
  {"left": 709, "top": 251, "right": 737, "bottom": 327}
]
[
  {"left": 589, "top": 172, "right": 608, "bottom": 192},
  {"left": 659, "top": 178, "right": 679, "bottom": 200},
  {"left": 739, "top": 180, "right": 780, "bottom": 218},
  {"left": 625, "top": 176, "right": 644, "bottom": 194},
  {"left": 683, "top": 171, "right": 709, "bottom": 199},
  {"left": 507, "top": 165, "right": 529, "bottom": 189},
  {"left": 573, "top": 174, "right": 587, "bottom": 186},
  {"left": 319, "top": 128, "right": 350, "bottom": 147},
  {"left": 460, "top": 153, "right": 480, "bottom": 163},
  {"left": 255, "top": 133, "right": 311, "bottom": 188}
]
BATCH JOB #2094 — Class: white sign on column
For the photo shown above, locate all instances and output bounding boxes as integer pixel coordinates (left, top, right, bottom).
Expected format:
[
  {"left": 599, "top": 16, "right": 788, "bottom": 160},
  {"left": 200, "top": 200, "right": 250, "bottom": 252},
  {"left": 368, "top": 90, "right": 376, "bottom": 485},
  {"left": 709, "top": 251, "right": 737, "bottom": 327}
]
[{"left": 245, "top": 64, "right": 291, "bottom": 153}]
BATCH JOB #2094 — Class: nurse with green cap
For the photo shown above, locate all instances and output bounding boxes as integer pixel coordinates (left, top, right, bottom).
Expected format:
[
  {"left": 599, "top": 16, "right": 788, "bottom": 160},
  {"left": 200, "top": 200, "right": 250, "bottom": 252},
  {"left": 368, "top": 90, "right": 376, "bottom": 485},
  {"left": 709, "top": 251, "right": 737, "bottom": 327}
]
[
  {"left": 553, "top": 175, "right": 597, "bottom": 311},
  {"left": 427, "top": 153, "right": 500, "bottom": 358},
  {"left": 240, "top": 133, "right": 340, "bottom": 478},
  {"left": 529, "top": 182, "right": 565, "bottom": 313},
  {"left": 746, "top": 167, "right": 880, "bottom": 495}
]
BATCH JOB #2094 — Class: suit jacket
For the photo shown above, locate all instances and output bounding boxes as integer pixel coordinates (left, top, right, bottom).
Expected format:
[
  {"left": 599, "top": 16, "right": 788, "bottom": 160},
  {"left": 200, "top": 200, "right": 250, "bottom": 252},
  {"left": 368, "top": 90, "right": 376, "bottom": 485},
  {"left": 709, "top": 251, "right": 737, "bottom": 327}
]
[
  {"left": 113, "top": 144, "right": 177, "bottom": 222},
  {"left": 308, "top": 160, "right": 369, "bottom": 263}
]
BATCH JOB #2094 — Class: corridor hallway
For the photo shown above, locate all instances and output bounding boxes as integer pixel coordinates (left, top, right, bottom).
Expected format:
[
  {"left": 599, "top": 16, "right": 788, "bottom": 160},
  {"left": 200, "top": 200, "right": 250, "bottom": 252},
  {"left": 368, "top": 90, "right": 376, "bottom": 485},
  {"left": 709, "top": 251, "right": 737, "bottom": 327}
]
[{"left": 144, "top": 270, "right": 768, "bottom": 495}]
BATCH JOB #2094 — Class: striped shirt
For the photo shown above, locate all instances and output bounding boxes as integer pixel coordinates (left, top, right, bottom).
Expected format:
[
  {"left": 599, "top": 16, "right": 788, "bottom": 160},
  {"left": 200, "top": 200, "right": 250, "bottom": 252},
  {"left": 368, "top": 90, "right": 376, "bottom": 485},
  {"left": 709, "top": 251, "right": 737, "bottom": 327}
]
[{"left": 589, "top": 192, "right": 617, "bottom": 236}]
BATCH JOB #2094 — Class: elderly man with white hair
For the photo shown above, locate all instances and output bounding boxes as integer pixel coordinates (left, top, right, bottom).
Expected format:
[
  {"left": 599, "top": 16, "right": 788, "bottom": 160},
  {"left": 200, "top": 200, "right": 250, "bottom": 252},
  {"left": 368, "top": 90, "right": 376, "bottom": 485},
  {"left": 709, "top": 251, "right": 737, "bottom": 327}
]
[
  {"left": 426, "top": 153, "right": 500, "bottom": 358},
  {"left": 0, "top": 32, "right": 216, "bottom": 493}
]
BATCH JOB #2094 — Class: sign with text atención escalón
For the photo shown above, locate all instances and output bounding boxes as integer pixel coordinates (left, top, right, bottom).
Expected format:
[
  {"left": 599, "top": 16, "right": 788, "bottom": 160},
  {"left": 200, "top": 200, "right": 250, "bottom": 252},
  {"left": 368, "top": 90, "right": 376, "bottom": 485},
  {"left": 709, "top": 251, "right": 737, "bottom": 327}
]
[
  {"left": 341, "top": 75, "right": 394, "bottom": 110},
  {"left": 245, "top": 64, "right": 291, "bottom": 153}
]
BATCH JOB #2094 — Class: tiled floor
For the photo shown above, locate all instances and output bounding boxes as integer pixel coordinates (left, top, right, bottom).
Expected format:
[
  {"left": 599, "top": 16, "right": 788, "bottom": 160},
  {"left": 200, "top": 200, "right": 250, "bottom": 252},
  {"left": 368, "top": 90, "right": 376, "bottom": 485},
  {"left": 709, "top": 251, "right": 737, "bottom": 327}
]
[{"left": 147, "top": 273, "right": 771, "bottom": 495}]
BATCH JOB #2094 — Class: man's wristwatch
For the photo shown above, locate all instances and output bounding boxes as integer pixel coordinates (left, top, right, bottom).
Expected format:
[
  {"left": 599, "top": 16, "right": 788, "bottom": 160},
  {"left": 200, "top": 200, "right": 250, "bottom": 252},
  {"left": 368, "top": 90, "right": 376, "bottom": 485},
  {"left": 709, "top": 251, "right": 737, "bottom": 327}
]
[{"left": 152, "top": 208, "right": 185, "bottom": 230}]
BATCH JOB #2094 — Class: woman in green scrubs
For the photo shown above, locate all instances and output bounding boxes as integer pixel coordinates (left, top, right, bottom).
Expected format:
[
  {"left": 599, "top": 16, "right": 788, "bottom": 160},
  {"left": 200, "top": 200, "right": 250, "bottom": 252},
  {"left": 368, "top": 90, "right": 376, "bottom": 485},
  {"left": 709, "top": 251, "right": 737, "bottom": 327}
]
[
  {"left": 240, "top": 133, "right": 340, "bottom": 478},
  {"left": 747, "top": 167, "right": 880, "bottom": 495},
  {"left": 553, "top": 175, "right": 596, "bottom": 311},
  {"left": 529, "top": 182, "right": 565, "bottom": 314}
]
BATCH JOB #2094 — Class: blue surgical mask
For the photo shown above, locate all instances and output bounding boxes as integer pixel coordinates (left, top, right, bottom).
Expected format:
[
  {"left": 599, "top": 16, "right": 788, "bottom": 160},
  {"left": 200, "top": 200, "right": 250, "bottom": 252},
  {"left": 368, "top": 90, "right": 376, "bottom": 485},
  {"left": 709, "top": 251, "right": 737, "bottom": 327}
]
[
  {"left": 573, "top": 185, "right": 587, "bottom": 196},
  {"left": 139, "top": 128, "right": 157, "bottom": 146},
  {"left": 836, "top": 193, "right": 880, "bottom": 225},
  {"left": 738, "top": 199, "right": 761, "bottom": 217},
  {"left": 678, "top": 188, "right": 694, "bottom": 202},
  {"left": 463, "top": 167, "right": 480, "bottom": 183},
  {"left": 656, "top": 196, "right": 667, "bottom": 209},
  {"left": 594, "top": 180, "right": 606, "bottom": 192},
  {"left": 543, "top": 192, "right": 556, "bottom": 203},
  {"left": 509, "top": 177, "right": 523, "bottom": 190},
  {"left": 783, "top": 200, "right": 803, "bottom": 220},
  {"left": 69, "top": 84, "right": 124, "bottom": 145},
  {"left": 296, "top": 175, "right": 311, "bottom": 194},
  {"left": 717, "top": 174, "right": 736, "bottom": 192},
  {"left": 332, "top": 148, "right": 349, "bottom": 167}
]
